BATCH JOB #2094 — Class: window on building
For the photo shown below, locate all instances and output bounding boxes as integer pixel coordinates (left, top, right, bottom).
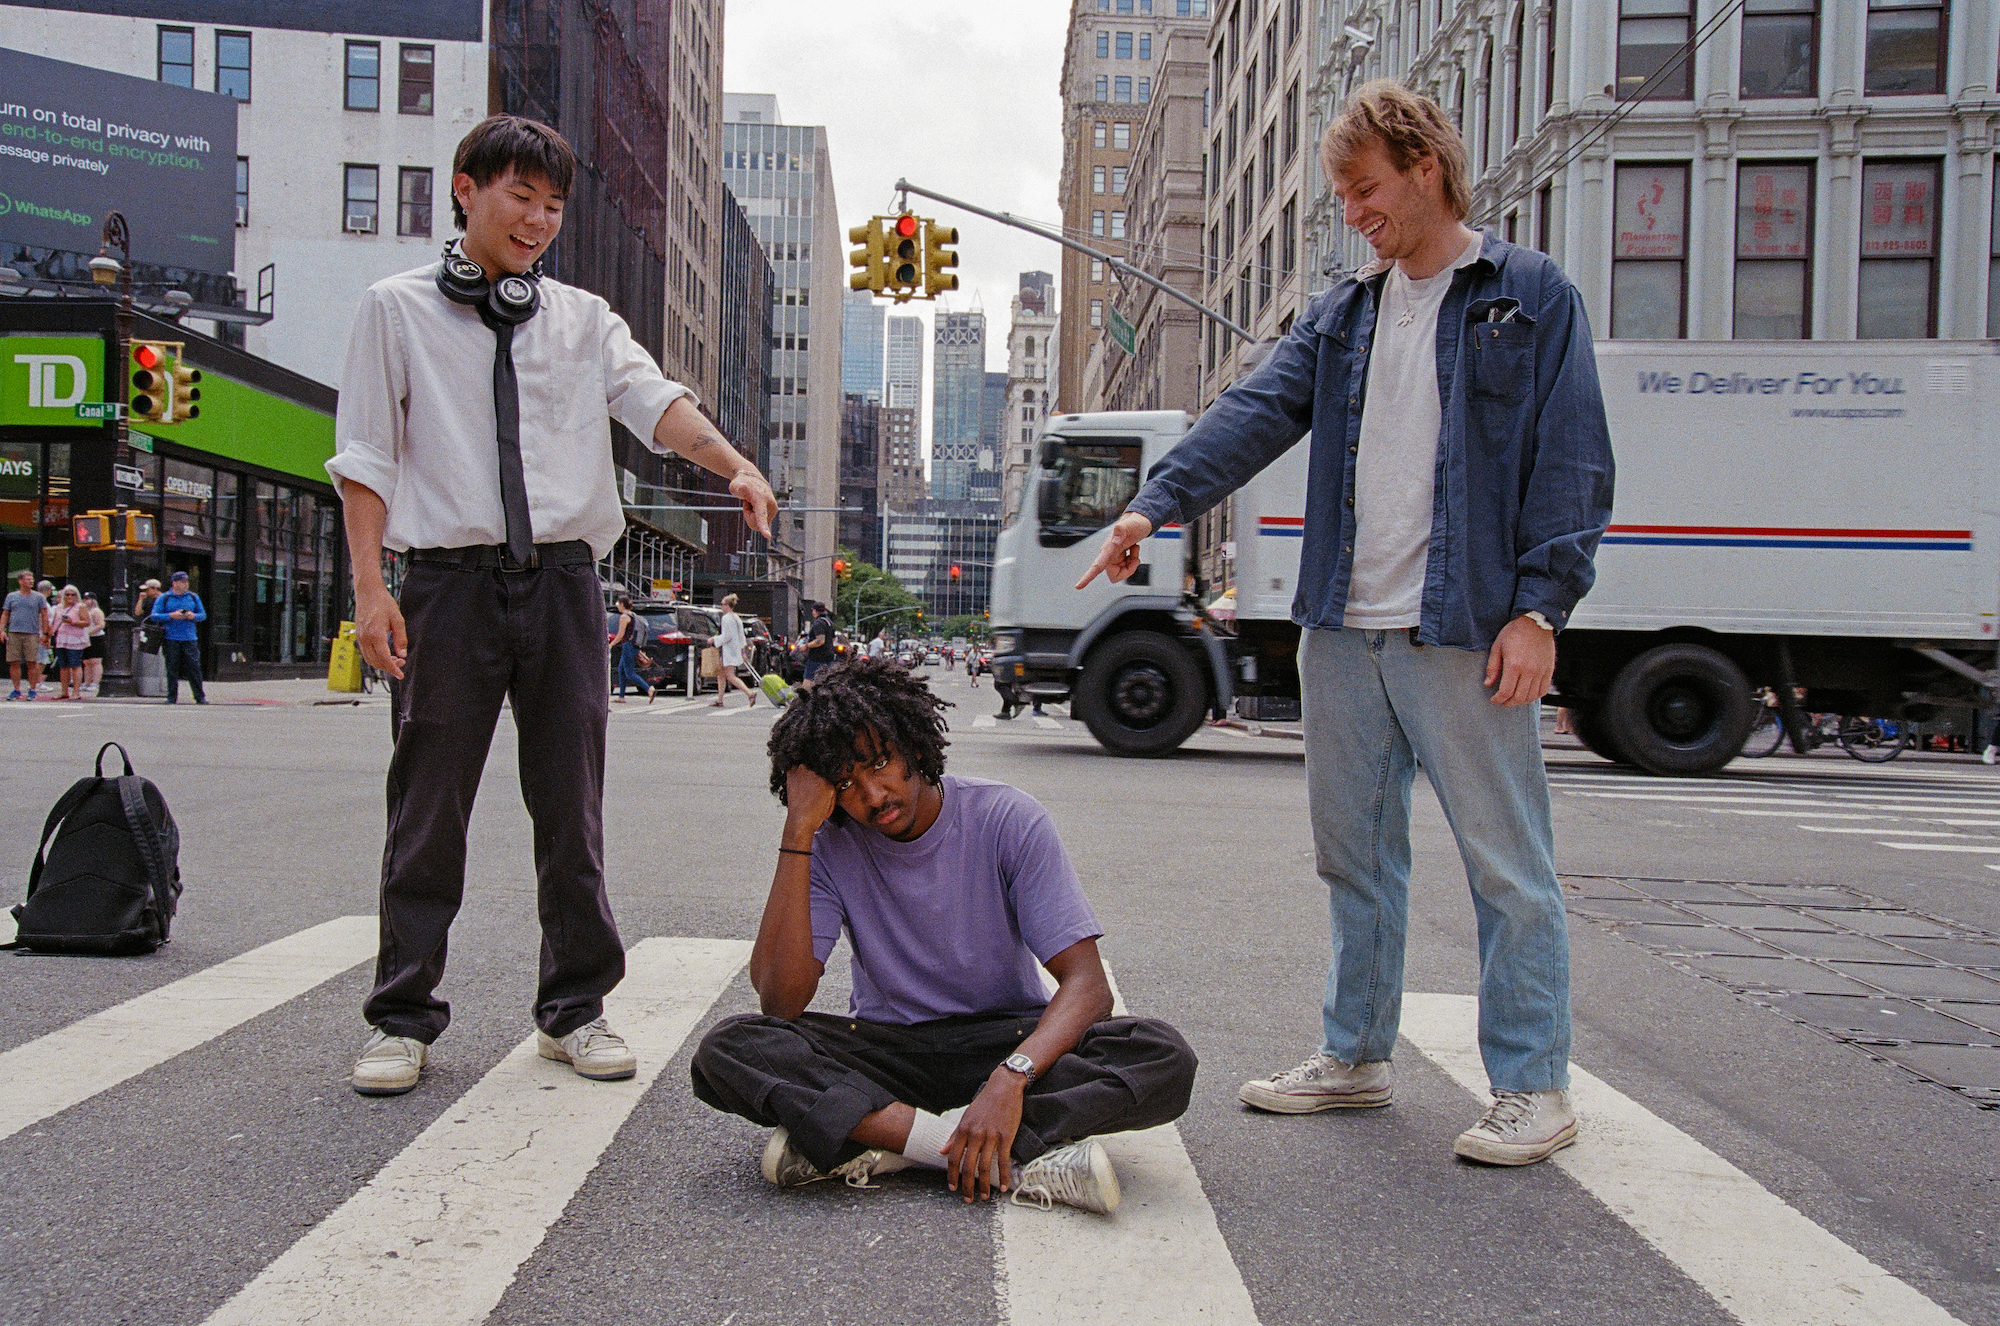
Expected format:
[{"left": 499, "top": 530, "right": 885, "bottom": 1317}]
[
  {"left": 1740, "top": 0, "right": 1817, "bottom": 97},
  {"left": 1545, "top": 0, "right": 1560, "bottom": 110},
  {"left": 1115, "top": 75, "right": 1133, "bottom": 102},
  {"left": 1265, "top": 19, "right": 1279, "bottom": 76},
  {"left": 1091, "top": 299, "right": 1104, "bottom": 327},
  {"left": 1118, "top": 0, "right": 1133, "bottom": 11},
  {"left": 1858, "top": 158, "right": 1939, "bottom": 337},
  {"left": 1287, "top": 0, "right": 1301, "bottom": 44},
  {"left": 1095, "top": 122, "right": 1109, "bottom": 148},
  {"left": 1238, "top": 263, "right": 1251, "bottom": 323},
  {"left": 1617, "top": 0, "right": 1692, "bottom": 101},
  {"left": 1280, "top": 196, "right": 1296, "bottom": 275},
  {"left": 1113, "top": 122, "right": 1131, "bottom": 149},
  {"left": 343, "top": 164, "right": 380, "bottom": 233},
  {"left": 1098, "top": 31, "right": 1111, "bottom": 58},
  {"left": 1112, "top": 166, "right": 1128, "bottom": 194},
  {"left": 1138, "top": 77, "right": 1151, "bottom": 101},
  {"left": 1092, "top": 257, "right": 1106, "bottom": 282},
  {"left": 1258, "top": 231, "right": 1274, "bottom": 309},
  {"left": 346, "top": 41, "right": 381, "bottom": 111},
  {"left": 1224, "top": 205, "right": 1235, "bottom": 257},
  {"left": 1180, "top": 0, "right": 1208, "bottom": 15},
  {"left": 1865, "top": 0, "right": 1946, "bottom": 94},
  {"left": 1096, "top": 75, "right": 1109, "bottom": 100},
  {"left": 1506, "top": 211, "right": 1519, "bottom": 242},
  {"left": 235, "top": 157, "right": 249, "bottom": 227},
  {"left": 1990, "top": 167, "right": 2000, "bottom": 336},
  {"left": 1092, "top": 210, "right": 1106, "bottom": 235},
  {"left": 1241, "top": 167, "right": 1255, "bottom": 229},
  {"left": 1117, "top": 31, "right": 1133, "bottom": 58},
  {"left": 1261, "top": 126, "right": 1275, "bottom": 198},
  {"left": 398, "top": 166, "right": 434, "bottom": 238},
  {"left": 1208, "top": 223, "right": 1220, "bottom": 281},
  {"left": 1284, "top": 81, "right": 1299, "bottom": 160},
  {"left": 1140, "top": 33, "right": 1152, "bottom": 60},
  {"left": 215, "top": 31, "right": 251, "bottom": 101},
  {"left": 1510, "top": 10, "right": 1529, "bottom": 144},
  {"left": 1537, "top": 181, "right": 1554, "bottom": 252},
  {"left": 1610, "top": 162, "right": 1688, "bottom": 337},
  {"left": 1111, "top": 211, "right": 1127, "bottom": 238},
  {"left": 1228, "top": 2, "right": 1241, "bottom": 70},
  {"left": 1094, "top": 165, "right": 1107, "bottom": 193},
  {"left": 157, "top": 26, "right": 194, "bottom": 87},
  {"left": 1733, "top": 162, "right": 1812, "bottom": 338},
  {"left": 1226, "top": 105, "right": 1238, "bottom": 164},
  {"left": 399, "top": 44, "right": 434, "bottom": 114}
]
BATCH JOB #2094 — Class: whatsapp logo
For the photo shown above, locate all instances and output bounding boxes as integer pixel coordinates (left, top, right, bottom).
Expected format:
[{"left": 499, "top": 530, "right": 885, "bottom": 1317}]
[{"left": 0, "top": 192, "right": 12, "bottom": 217}]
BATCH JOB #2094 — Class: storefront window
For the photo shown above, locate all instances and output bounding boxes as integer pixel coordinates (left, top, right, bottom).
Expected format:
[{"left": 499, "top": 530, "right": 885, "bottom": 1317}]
[
  {"left": 211, "top": 471, "right": 239, "bottom": 647},
  {"left": 41, "top": 444, "right": 69, "bottom": 580},
  {"left": 1, "top": 443, "right": 36, "bottom": 577}
]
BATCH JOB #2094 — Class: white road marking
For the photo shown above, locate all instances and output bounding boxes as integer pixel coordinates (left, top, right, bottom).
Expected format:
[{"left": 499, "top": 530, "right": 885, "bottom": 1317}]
[
  {"left": 1213, "top": 725, "right": 1253, "bottom": 740},
  {"left": 972, "top": 715, "right": 996, "bottom": 729},
  {"left": 706, "top": 703, "right": 751, "bottom": 718},
  {"left": 1933, "top": 818, "right": 2000, "bottom": 826},
  {"left": 1880, "top": 841, "right": 2000, "bottom": 853},
  {"left": 1397, "top": 993, "right": 1968, "bottom": 1326},
  {"left": 0, "top": 908, "right": 13, "bottom": 946},
  {"left": 202, "top": 936, "right": 750, "bottom": 1326},
  {"left": 1000, "top": 965, "right": 1260, "bottom": 1326},
  {"left": 0, "top": 916, "right": 376, "bottom": 1143},
  {"left": 1564, "top": 793, "right": 1838, "bottom": 807},
  {"left": 1704, "top": 809, "right": 1900, "bottom": 820},
  {"left": 1032, "top": 716, "right": 1062, "bottom": 730},
  {"left": 1797, "top": 826, "right": 1967, "bottom": 837}
]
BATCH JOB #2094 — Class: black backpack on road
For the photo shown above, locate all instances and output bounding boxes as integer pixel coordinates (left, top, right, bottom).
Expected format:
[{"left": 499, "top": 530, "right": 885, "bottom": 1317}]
[{"left": 9, "top": 742, "right": 182, "bottom": 956}]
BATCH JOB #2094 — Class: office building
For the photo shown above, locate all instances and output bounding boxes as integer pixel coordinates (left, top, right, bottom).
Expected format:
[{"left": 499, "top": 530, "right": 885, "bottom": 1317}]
[
  {"left": 838, "top": 393, "right": 883, "bottom": 561},
  {"left": 1001, "top": 273, "right": 1059, "bottom": 525},
  {"left": 885, "top": 314, "right": 926, "bottom": 414},
  {"left": 842, "top": 288, "right": 886, "bottom": 402},
  {"left": 972, "top": 370, "right": 1008, "bottom": 505},
  {"left": 1057, "top": 0, "right": 1214, "bottom": 410},
  {"left": 885, "top": 500, "right": 1000, "bottom": 620},
  {"left": 929, "top": 311, "right": 986, "bottom": 501},
  {"left": 723, "top": 93, "right": 842, "bottom": 609},
  {"left": 712, "top": 183, "right": 776, "bottom": 591},
  {"left": 878, "top": 405, "right": 927, "bottom": 525}
]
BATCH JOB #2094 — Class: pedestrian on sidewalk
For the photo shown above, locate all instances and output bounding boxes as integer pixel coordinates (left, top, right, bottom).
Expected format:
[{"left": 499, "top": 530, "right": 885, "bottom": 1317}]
[
  {"left": 711, "top": 593, "right": 759, "bottom": 708},
  {"left": 801, "top": 603, "right": 835, "bottom": 683},
  {"left": 329, "top": 114, "right": 778, "bottom": 1098},
  {"left": 49, "top": 585, "right": 90, "bottom": 701},
  {"left": 608, "top": 594, "right": 653, "bottom": 702},
  {"left": 1080, "top": 82, "right": 1613, "bottom": 1167},
  {"left": 691, "top": 658, "right": 1196, "bottom": 1212},
  {"left": 4, "top": 569, "right": 47, "bottom": 701},
  {"left": 135, "top": 578, "right": 163, "bottom": 623},
  {"left": 80, "top": 592, "right": 106, "bottom": 698},
  {"left": 148, "top": 570, "right": 208, "bottom": 704},
  {"left": 37, "top": 581, "right": 58, "bottom": 688}
]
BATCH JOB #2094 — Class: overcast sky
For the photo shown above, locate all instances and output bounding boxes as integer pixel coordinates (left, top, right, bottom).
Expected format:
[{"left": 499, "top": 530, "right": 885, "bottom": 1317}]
[{"left": 723, "top": 0, "right": 1074, "bottom": 375}]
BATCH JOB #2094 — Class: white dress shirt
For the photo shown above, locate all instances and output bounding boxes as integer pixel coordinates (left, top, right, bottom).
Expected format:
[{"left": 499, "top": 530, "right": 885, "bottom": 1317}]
[{"left": 327, "top": 262, "right": 695, "bottom": 560}]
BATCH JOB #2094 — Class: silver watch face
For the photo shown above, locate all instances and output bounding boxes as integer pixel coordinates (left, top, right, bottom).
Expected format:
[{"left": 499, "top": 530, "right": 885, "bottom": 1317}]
[{"left": 1004, "top": 1053, "right": 1035, "bottom": 1076}]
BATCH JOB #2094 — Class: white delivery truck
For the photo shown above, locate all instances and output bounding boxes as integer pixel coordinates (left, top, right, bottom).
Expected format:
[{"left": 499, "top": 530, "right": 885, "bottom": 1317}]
[{"left": 989, "top": 342, "right": 1998, "bottom": 772}]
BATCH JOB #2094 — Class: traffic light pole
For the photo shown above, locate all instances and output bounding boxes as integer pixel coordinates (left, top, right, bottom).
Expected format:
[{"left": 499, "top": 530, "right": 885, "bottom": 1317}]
[
  {"left": 893, "top": 178, "right": 1255, "bottom": 343},
  {"left": 100, "top": 211, "right": 137, "bottom": 699}
]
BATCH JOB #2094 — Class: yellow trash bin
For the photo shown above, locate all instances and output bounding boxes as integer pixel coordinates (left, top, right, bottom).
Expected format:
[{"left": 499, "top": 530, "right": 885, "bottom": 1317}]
[{"left": 328, "top": 620, "right": 363, "bottom": 692}]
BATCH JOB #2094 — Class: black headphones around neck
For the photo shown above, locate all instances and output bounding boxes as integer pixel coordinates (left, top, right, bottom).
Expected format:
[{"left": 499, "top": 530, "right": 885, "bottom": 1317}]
[{"left": 435, "top": 242, "right": 543, "bottom": 326}]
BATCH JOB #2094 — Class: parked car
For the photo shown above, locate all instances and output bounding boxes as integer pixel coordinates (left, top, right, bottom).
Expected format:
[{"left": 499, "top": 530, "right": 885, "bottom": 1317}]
[{"left": 607, "top": 602, "right": 720, "bottom": 695}]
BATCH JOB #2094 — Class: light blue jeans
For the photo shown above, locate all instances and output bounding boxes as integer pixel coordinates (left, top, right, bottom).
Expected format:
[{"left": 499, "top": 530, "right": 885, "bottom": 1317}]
[{"left": 1298, "top": 627, "right": 1570, "bottom": 1092}]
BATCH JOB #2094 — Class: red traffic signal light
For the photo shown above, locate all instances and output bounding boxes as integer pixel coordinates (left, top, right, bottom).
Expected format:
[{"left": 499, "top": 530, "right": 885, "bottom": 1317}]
[
  {"left": 832, "top": 557, "right": 850, "bottom": 580},
  {"left": 894, "top": 214, "right": 918, "bottom": 238},
  {"left": 948, "top": 564, "right": 961, "bottom": 581},
  {"left": 133, "top": 343, "right": 161, "bottom": 371}
]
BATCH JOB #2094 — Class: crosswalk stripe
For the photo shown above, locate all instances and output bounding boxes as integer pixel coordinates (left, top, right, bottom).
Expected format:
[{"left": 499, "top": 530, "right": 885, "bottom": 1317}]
[
  {"left": 0, "top": 915, "right": 376, "bottom": 1143},
  {"left": 1397, "top": 993, "right": 1968, "bottom": 1326},
  {"left": 201, "top": 936, "right": 750, "bottom": 1326},
  {"left": 972, "top": 714, "right": 996, "bottom": 729},
  {"left": 1798, "top": 826, "right": 1967, "bottom": 836},
  {"left": 999, "top": 965, "right": 1261, "bottom": 1326},
  {"left": 1032, "top": 716, "right": 1062, "bottom": 730},
  {"left": 1880, "top": 841, "right": 2000, "bottom": 853}
]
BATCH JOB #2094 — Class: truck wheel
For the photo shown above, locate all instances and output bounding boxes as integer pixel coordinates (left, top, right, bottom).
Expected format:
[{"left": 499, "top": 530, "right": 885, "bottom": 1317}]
[
  {"left": 1075, "top": 631, "right": 1209, "bottom": 757},
  {"left": 1602, "top": 645, "right": 1757, "bottom": 776},
  {"left": 1569, "top": 707, "right": 1631, "bottom": 765}
]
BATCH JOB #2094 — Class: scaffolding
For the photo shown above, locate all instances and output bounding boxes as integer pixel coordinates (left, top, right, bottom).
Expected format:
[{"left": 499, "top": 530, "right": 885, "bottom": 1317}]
[{"left": 598, "top": 526, "right": 702, "bottom": 604}]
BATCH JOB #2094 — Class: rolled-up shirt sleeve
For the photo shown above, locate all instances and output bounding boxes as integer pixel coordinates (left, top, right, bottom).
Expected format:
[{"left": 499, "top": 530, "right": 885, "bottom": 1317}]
[
  {"left": 326, "top": 288, "right": 408, "bottom": 503},
  {"left": 600, "top": 302, "right": 695, "bottom": 448}
]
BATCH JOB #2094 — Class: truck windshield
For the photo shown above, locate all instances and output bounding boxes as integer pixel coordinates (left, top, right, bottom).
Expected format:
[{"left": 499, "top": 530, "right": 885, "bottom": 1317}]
[{"left": 1037, "top": 437, "right": 1141, "bottom": 546}]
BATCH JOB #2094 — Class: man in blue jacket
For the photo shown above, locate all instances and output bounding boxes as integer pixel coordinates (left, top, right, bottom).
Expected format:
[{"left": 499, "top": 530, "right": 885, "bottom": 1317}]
[
  {"left": 1080, "top": 82, "right": 1612, "bottom": 1166},
  {"left": 148, "top": 569, "right": 207, "bottom": 705}
]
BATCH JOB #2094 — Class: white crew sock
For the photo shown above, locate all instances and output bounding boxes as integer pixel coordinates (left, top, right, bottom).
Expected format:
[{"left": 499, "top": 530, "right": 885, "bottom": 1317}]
[{"left": 900, "top": 1107, "right": 966, "bottom": 1170}]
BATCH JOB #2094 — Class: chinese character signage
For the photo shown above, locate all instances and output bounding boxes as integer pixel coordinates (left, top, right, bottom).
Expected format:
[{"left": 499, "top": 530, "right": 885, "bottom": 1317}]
[
  {"left": 1614, "top": 164, "right": 1687, "bottom": 260},
  {"left": 1736, "top": 165, "right": 1810, "bottom": 259},
  {"left": 1859, "top": 161, "right": 1936, "bottom": 258}
]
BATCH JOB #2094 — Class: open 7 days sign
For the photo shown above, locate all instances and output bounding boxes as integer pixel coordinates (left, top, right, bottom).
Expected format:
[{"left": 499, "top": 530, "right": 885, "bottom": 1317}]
[{"left": 0, "top": 333, "right": 107, "bottom": 428}]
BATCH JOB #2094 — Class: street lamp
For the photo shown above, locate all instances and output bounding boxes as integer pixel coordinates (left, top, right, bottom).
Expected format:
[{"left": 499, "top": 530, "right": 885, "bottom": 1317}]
[{"left": 93, "top": 212, "right": 140, "bottom": 698}]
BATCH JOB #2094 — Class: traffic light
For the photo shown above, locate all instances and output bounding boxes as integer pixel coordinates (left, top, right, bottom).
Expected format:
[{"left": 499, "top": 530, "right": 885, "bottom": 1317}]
[
  {"left": 888, "top": 214, "right": 921, "bottom": 301},
  {"left": 71, "top": 509, "right": 155, "bottom": 549},
  {"left": 122, "top": 510, "right": 157, "bottom": 547},
  {"left": 130, "top": 342, "right": 170, "bottom": 422},
  {"left": 168, "top": 356, "right": 201, "bottom": 422},
  {"left": 847, "top": 218, "right": 889, "bottom": 295},
  {"left": 73, "top": 511, "right": 114, "bottom": 549},
  {"left": 949, "top": 564, "right": 962, "bottom": 581},
  {"left": 832, "top": 557, "right": 851, "bottom": 581},
  {"left": 923, "top": 221, "right": 960, "bottom": 298}
]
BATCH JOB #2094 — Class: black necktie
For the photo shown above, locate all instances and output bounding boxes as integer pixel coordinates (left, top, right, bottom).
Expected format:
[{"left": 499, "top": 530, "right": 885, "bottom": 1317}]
[{"left": 479, "top": 307, "right": 536, "bottom": 567}]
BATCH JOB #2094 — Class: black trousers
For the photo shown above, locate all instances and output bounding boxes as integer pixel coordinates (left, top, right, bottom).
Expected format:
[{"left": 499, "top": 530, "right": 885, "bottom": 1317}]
[
  {"left": 162, "top": 639, "right": 205, "bottom": 702},
  {"left": 691, "top": 1011, "right": 1198, "bottom": 1175},
  {"left": 364, "top": 557, "right": 622, "bottom": 1043}
]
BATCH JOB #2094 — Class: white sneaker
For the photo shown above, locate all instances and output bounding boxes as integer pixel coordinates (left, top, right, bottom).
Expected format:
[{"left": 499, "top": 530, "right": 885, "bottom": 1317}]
[
  {"left": 1983, "top": 745, "right": 1996, "bottom": 766},
  {"left": 1239, "top": 1051, "right": 1394, "bottom": 1112},
  {"left": 1453, "top": 1089, "right": 1578, "bottom": 1166},
  {"left": 536, "top": 1017, "right": 637, "bottom": 1080},
  {"left": 1011, "top": 1139, "right": 1121, "bottom": 1215},
  {"left": 759, "top": 1127, "right": 912, "bottom": 1189},
  {"left": 351, "top": 1029, "right": 428, "bottom": 1095}
]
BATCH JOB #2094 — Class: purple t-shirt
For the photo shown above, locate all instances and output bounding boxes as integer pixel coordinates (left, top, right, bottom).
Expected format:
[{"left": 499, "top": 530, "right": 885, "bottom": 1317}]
[{"left": 809, "top": 775, "right": 1102, "bottom": 1025}]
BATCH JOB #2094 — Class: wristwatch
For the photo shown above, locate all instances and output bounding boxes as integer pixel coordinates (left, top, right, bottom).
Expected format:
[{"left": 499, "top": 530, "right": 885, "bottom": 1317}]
[{"left": 1001, "top": 1052, "right": 1037, "bottom": 1084}]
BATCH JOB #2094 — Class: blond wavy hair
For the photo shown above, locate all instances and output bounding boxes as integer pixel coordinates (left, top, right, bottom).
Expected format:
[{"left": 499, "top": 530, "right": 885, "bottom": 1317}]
[{"left": 1321, "top": 79, "right": 1471, "bottom": 220}]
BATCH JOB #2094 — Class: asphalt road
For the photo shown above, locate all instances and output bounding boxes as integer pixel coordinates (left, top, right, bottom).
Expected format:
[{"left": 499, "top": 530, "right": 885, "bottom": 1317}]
[{"left": 0, "top": 665, "right": 1995, "bottom": 1326}]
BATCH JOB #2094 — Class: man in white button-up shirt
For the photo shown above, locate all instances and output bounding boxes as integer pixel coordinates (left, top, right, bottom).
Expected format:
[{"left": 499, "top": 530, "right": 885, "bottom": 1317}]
[{"left": 329, "top": 116, "right": 779, "bottom": 1098}]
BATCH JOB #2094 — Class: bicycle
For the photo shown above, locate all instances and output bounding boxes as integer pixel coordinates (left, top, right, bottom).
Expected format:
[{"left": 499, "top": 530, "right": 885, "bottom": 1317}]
[{"left": 1741, "top": 701, "right": 1910, "bottom": 762}]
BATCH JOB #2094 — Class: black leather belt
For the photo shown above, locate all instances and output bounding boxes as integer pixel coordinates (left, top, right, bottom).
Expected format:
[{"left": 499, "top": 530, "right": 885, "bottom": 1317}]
[{"left": 407, "top": 540, "right": 594, "bottom": 571}]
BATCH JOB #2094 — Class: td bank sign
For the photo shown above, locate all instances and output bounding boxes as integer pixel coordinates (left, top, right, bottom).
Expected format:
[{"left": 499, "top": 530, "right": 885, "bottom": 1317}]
[{"left": 1, "top": 334, "right": 106, "bottom": 428}]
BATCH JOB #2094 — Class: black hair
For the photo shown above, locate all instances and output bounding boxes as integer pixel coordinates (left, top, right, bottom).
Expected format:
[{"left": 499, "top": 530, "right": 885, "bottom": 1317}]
[
  {"left": 767, "top": 657, "right": 951, "bottom": 808},
  {"left": 450, "top": 115, "right": 577, "bottom": 230}
]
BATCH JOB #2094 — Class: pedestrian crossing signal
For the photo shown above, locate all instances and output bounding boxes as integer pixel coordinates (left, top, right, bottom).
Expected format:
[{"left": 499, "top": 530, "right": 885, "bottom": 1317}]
[{"left": 72, "top": 512, "right": 114, "bottom": 549}]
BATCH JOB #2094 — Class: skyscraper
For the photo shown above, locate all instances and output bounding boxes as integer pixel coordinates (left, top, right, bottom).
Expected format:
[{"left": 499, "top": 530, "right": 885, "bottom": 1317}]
[
  {"left": 1002, "top": 273, "right": 1059, "bottom": 525},
  {"left": 929, "top": 311, "right": 986, "bottom": 502},
  {"left": 841, "top": 289, "right": 885, "bottom": 403},
  {"left": 885, "top": 315, "right": 925, "bottom": 415},
  {"left": 723, "top": 93, "right": 841, "bottom": 610}
]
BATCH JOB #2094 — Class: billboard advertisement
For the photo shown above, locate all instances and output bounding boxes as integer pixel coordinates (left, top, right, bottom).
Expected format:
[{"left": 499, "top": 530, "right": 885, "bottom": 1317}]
[
  {"left": 0, "top": 47, "right": 238, "bottom": 273},
  {"left": 0, "top": 332, "right": 108, "bottom": 428}
]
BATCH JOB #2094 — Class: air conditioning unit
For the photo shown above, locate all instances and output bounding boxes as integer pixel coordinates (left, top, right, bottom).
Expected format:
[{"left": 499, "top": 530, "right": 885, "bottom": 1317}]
[{"left": 344, "top": 212, "right": 377, "bottom": 234}]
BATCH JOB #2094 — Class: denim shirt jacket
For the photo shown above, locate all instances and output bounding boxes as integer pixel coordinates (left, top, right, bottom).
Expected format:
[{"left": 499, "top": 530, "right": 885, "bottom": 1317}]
[{"left": 1124, "top": 231, "right": 1615, "bottom": 651}]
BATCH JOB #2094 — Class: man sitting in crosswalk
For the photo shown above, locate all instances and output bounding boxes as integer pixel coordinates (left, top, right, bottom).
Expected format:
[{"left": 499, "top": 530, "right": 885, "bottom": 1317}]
[{"left": 691, "top": 657, "right": 1197, "bottom": 1213}]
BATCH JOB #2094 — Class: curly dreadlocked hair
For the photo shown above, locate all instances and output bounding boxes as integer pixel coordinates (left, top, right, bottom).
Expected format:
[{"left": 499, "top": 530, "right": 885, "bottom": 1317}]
[{"left": 767, "top": 656, "right": 952, "bottom": 808}]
